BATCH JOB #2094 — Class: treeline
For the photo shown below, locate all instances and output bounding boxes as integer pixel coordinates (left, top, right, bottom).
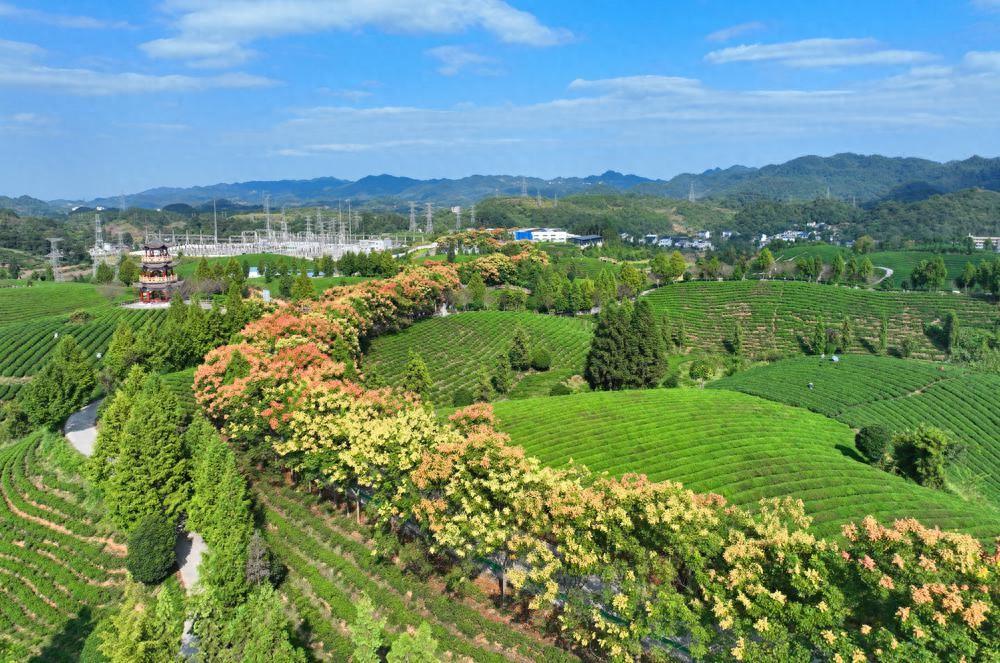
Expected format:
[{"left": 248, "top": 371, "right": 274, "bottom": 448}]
[{"left": 86, "top": 369, "right": 304, "bottom": 660}]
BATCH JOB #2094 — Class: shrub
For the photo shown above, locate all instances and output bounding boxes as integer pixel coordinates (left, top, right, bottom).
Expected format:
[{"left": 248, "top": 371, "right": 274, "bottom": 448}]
[
  {"left": 892, "top": 425, "right": 955, "bottom": 489},
  {"left": 529, "top": 347, "right": 552, "bottom": 371},
  {"left": 899, "top": 337, "right": 916, "bottom": 358},
  {"left": 126, "top": 514, "right": 176, "bottom": 584},
  {"left": 855, "top": 424, "right": 892, "bottom": 465},
  {"left": 549, "top": 383, "right": 572, "bottom": 396},
  {"left": 69, "top": 309, "right": 94, "bottom": 324},
  {"left": 688, "top": 358, "right": 715, "bottom": 382},
  {"left": 451, "top": 388, "right": 474, "bottom": 407}
]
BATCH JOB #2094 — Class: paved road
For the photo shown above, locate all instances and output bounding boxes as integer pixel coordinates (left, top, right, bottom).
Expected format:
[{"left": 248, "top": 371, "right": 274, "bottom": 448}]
[
  {"left": 64, "top": 399, "right": 102, "bottom": 457},
  {"left": 175, "top": 530, "right": 206, "bottom": 590}
]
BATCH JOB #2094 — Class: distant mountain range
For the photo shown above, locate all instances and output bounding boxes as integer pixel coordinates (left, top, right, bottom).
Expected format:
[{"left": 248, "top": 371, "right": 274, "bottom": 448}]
[{"left": 3, "top": 153, "right": 998, "bottom": 216}]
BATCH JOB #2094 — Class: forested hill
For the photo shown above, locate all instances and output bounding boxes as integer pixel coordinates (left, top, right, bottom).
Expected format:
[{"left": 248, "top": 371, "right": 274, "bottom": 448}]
[
  {"left": 7, "top": 153, "right": 995, "bottom": 213},
  {"left": 638, "top": 154, "right": 1000, "bottom": 203},
  {"left": 474, "top": 188, "right": 1000, "bottom": 243}
]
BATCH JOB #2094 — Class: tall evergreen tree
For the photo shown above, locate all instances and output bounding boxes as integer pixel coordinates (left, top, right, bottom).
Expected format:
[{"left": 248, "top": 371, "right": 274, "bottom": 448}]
[
  {"left": 103, "top": 322, "right": 144, "bottom": 385},
  {"left": 491, "top": 354, "right": 513, "bottom": 394},
  {"left": 290, "top": 272, "right": 314, "bottom": 301},
  {"left": 840, "top": 316, "right": 854, "bottom": 353},
  {"left": 508, "top": 327, "right": 531, "bottom": 371},
  {"left": 466, "top": 271, "right": 486, "bottom": 311},
  {"left": 94, "top": 261, "right": 115, "bottom": 284},
  {"left": 103, "top": 377, "right": 189, "bottom": 531},
  {"left": 584, "top": 304, "right": 631, "bottom": 390},
  {"left": 19, "top": 335, "right": 96, "bottom": 427},
  {"left": 387, "top": 623, "right": 439, "bottom": 663},
  {"left": 99, "top": 580, "right": 185, "bottom": 662},
  {"left": 627, "top": 300, "right": 667, "bottom": 387},
  {"left": 350, "top": 593, "right": 386, "bottom": 663},
  {"left": 401, "top": 351, "right": 432, "bottom": 398},
  {"left": 87, "top": 366, "right": 147, "bottom": 485}
]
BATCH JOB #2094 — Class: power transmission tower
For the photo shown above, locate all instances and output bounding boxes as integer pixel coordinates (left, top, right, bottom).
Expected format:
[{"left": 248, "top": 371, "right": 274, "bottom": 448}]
[
  {"left": 688, "top": 182, "right": 695, "bottom": 203},
  {"left": 521, "top": 177, "right": 527, "bottom": 197},
  {"left": 281, "top": 205, "right": 289, "bottom": 240},
  {"left": 536, "top": 189, "right": 542, "bottom": 207},
  {"left": 425, "top": 202, "right": 433, "bottom": 233},
  {"left": 46, "top": 238, "right": 63, "bottom": 282},
  {"left": 212, "top": 199, "right": 219, "bottom": 245},
  {"left": 453, "top": 206, "right": 461, "bottom": 231},
  {"left": 409, "top": 201, "right": 417, "bottom": 232},
  {"left": 470, "top": 204, "right": 475, "bottom": 228},
  {"left": 94, "top": 212, "right": 103, "bottom": 249},
  {"left": 263, "top": 194, "right": 272, "bottom": 240}
]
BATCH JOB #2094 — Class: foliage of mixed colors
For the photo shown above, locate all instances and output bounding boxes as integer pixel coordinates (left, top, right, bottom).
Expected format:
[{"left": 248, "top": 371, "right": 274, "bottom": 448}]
[{"left": 194, "top": 264, "right": 998, "bottom": 661}]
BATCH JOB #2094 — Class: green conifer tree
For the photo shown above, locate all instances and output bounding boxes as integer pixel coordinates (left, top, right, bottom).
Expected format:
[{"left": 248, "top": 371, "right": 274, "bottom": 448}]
[{"left": 402, "top": 351, "right": 432, "bottom": 398}]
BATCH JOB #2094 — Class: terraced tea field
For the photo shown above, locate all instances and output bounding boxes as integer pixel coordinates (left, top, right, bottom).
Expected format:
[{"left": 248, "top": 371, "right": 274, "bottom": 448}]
[
  {"left": 0, "top": 308, "right": 166, "bottom": 400},
  {"left": 254, "top": 475, "right": 576, "bottom": 662},
  {"left": 777, "top": 246, "right": 991, "bottom": 289},
  {"left": 0, "top": 431, "right": 125, "bottom": 660},
  {"left": 0, "top": 282, "right": 119, "bottom": 324},
  {"left": 713, "top": 356, "right": 1000, "bottom": 511},
  {"left": 490, "top": 389, "right": 1000, "bottom": 540},
  {"left": 642, "top": 280, "right": 998, "bottom": 358},
  {"left": 363, "top": 311, "right": 593, "bottom": 405}
]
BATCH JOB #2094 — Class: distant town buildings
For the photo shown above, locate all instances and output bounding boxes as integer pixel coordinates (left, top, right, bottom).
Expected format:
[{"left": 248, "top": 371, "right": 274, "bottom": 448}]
[
  {"left": 968, "top": 234, "right": 1000, "bottom": 251},
  {"left": 514, "top": 228, "right": 603, "bottom": 247}
]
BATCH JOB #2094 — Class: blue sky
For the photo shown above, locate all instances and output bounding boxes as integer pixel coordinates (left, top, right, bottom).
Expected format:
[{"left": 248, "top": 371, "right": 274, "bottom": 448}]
[{"left": 0, "top": 0, "right": 998, "bottom": 200}]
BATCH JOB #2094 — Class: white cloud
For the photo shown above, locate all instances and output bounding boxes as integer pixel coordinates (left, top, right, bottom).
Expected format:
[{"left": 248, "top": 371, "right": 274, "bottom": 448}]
[
  {"left": 426, "top": 45, "right": 499, "bottom": 76},
  {"left": 706, "top": 38, "right": 935, "bottom": 68},
  {"left": 569, "top": 75, "right": 704, "bottom": 97},
  {"left": 0, "top": 38, "right": 46, "bottom": 61},
  {"left": 964, "top": 51, "right": 1000, "bottom": 70},
  {"left": 143, "top": 0, "right": 571, "bottom": 67},
  {"left": 0, "top": 3, "right": 130, "bottom": 29},
  {"left": 0, "top": 37, "right": 276, "bottom": 95},
  {"left": 269, "top": 63, "right": 1000, "bottom": 160},
  {"left": 0, "top": 64, "right": 275, "bottom": 95},
  {"left": 971, "top": 0, "right": 1000, "bottom": 9},
  {"left": 706, "top": 21, "right": 766, "bottom": 43}
]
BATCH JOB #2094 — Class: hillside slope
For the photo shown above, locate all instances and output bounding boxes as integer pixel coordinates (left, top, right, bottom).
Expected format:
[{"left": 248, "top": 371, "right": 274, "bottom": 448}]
[
  {"left": 491, "top": 389, "right": 1000, "bottom": 540},
  {"left": 362, "top": 311, "right": 593, "bottom": 405},
  {"left": 641, "top": 280, "right": 998, "bottom": 359},
  {"left": 711, "top": 355, "right": 1000, "bottom": 511}
]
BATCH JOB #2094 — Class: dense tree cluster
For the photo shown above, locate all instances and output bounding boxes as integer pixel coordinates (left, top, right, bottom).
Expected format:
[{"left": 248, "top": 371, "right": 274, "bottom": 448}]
[
  {"left": 18, "top": 335, "right": 96, "bottom": 429},
  {"left": 584, "top": 301, "right": 667, "bottom": 390}
]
